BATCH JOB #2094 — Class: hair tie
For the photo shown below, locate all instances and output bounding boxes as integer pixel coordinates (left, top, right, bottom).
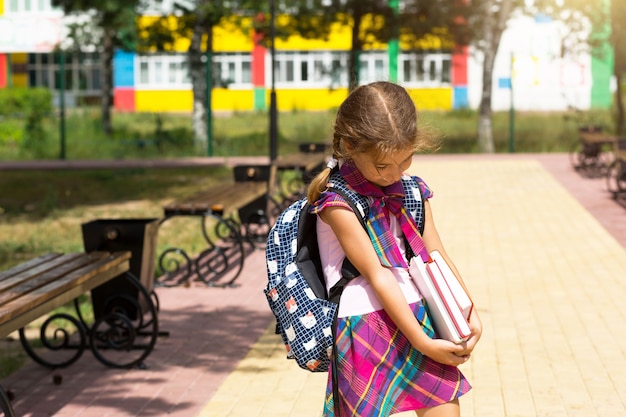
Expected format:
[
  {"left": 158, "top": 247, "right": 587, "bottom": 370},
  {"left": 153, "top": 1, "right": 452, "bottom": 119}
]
[{"left": 326, "top": 157, "right": 338, "bottom": 170}]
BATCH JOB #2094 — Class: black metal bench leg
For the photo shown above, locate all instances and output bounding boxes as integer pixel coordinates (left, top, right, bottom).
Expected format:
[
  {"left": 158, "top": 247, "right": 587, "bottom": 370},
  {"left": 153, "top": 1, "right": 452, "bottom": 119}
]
[{"left": 0, "top": 384, "right": 16, "bottom": 417}]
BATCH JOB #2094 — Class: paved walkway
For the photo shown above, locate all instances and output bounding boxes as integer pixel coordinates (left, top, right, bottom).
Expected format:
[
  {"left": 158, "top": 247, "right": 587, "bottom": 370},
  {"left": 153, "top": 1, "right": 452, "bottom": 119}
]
[{"left": 2, "top": 153, "right": 625, "bottom": 416}]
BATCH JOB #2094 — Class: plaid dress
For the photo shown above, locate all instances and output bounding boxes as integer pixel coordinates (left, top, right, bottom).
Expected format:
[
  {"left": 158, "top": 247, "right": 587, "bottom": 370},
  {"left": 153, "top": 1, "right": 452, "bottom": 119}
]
[
  {"left": 323, "top": 302, "right": 470, "bottom": 416},
  {"left": 312, "top": 170, "right": 471, "bottom": 417}
]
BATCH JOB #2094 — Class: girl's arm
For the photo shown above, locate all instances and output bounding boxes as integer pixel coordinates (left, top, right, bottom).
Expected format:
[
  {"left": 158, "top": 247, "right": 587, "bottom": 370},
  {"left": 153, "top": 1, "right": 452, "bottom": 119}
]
[
  {"left": 419, "top": 200, "right": 483, "bottom": 355},
  {"left": 320, "top": 206, "right": 470, "bottom": 367}
]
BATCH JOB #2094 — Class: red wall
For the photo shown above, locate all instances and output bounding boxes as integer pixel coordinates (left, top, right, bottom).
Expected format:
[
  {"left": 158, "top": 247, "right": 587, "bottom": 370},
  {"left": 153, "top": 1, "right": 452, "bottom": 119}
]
[
  {"left": 0, "top": 55, "right": 7, "bottom": 88},
  {"left": 114, "top": 88, "right": 135, "bottom": 112},
  {"left": 452, "top": 46, "right": 468, "bottom": 86}
]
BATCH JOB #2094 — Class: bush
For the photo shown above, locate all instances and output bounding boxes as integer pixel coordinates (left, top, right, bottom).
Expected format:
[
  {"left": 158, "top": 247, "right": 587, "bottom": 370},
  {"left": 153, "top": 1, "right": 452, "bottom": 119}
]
[{"left": 0, "top": 88, "right": 53, "bottom": 157}]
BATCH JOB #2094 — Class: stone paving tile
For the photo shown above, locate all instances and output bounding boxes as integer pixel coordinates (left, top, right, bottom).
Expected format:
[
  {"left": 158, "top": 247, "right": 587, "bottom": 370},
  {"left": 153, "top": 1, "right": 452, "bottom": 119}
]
[
  {"left": 2, "top": 154, "right": 625, "bottom": 417},
  {"left": 198, "top": 154, "right": 626, "bottom": 417}
]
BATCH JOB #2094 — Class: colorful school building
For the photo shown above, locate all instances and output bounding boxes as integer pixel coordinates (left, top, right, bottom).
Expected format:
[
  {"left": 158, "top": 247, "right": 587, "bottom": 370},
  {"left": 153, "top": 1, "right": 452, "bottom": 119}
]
[{"left": 0, "top": 1, "right": 613, "bottom": 114}]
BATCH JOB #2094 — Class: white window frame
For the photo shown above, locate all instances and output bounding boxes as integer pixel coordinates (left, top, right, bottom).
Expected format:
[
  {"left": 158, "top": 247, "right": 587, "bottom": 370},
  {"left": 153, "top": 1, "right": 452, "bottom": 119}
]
[
  {"left": 269, "top": 50, "right": 349, "bottom": 89},
  {"left": 136, "top": 52, "right": 252, "bottom": 90},
  {"left": 399, "top": 52, "right": 452, "bottom": 87},
  {"left": 358, "top": 51, "right": 388, "bottom": 84},
  {"left": 8, "top": 0, "right": 60, "bottom": 13},
  {"left": 136, "top": 54, "right": 191, "bottom": 89},
  {"left": 212, "top": 53, "right": 252, "bottom": 89},
  {"left": 141, "top": 0, "right": 190, "bottom": 16},
  {"left": 27, "top": 51, "right": 101, "bottom": 96}
]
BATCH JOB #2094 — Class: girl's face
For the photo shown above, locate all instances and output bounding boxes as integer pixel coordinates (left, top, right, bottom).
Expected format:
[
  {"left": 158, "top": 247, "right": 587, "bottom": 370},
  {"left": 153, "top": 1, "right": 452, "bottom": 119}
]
[{"left": 351, "top": 148, "right": 415, "bottom": 187}]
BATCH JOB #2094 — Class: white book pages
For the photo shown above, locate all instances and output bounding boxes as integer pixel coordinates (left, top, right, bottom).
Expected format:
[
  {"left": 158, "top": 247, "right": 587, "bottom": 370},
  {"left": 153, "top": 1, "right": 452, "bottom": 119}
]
[
  {"left": 430, "top": 250, "right": 473, "bottom": 320},
  {"left": 409, "top": 256, "right": 468, "bottom": 344},
  {"left": 425, "top": 262, "right": 472, "bottom": 339}
]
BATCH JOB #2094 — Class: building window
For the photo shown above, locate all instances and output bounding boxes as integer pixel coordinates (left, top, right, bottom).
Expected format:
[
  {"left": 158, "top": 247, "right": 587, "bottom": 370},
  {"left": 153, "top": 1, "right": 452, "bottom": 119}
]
[
  {"left": 359, "top": 52, "right": 387, "bottom": 84},
  {"left": 271, "top": 51, "right": 348, "bottom": 88},
  {"left": 212, "top": 53, "right": 252, "bottom": 88},
  {"left": 137, "top": 54, "right": 190, "bottom": 88},
  {"left": 8, "top": 0, "right": 59, "bottom": 13},
  {"left": 399, "top": 52, "right": 452, "bottom": 86},
  {"left": 136, "top": 53, "right": 251, "bottom": 89},
  {"left": 27, "top": 51, "right": 101, "bottom": 97}
]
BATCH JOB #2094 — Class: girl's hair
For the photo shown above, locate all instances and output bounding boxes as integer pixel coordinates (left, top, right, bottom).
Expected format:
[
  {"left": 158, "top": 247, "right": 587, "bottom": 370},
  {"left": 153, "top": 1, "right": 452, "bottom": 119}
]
[{"left": 307, "top": 81, "right": 439, "bottom": 202}]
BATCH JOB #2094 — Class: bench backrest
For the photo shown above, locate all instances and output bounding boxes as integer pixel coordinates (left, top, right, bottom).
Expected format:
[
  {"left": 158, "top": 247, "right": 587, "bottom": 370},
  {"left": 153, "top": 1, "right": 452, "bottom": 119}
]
[
  {"left": 298, "top": 143, "right": 328, "bottom": 153},
  {"left": 233, "top": 164, "right": 272, "bottom": 182}
]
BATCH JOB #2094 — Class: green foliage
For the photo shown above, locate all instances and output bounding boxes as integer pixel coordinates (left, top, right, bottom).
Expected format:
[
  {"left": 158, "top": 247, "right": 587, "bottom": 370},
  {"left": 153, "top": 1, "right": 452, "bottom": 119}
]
[
  {"left": 0, "top": 88, "right": 53, "bottom": 156},
  {"left": 53, "top": 0, "right": 140, "bottom": 50},
  {"left": 0, "top": 87, "right": 52, "bottom": 117}
]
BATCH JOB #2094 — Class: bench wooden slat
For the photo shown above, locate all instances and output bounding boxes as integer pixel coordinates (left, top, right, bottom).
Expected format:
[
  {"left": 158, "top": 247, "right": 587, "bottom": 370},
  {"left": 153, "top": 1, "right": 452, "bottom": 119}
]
[
  {"left": 164, "top": 182, "right": 267, "bottom": 217},
  {"left": 0, "top": 251, "right": 131, "bottom": 335},
  {"left": 276, "top": 152, "right": 326, "bottom": 172},
  {"left": 0, "top": 252, "right": 111, "bottom": 307},
  {"left": 0, "top": 252, "right": 88, "bottom": 296},
  {"left": 579, "top": 132, "right": 616, "bottom": 144},
  {"left": 0, "top": 252, "right": 64, "bottom": 282}
]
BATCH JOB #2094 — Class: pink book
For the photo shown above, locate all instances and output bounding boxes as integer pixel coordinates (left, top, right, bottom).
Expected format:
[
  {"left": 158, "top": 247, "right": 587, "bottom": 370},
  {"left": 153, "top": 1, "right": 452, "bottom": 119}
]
[
  {"left": 430, "top": 250, "right": 473, "bottom": 320},
  {"left": 409, "top": 255, "right": 472, "bottom": 344}
]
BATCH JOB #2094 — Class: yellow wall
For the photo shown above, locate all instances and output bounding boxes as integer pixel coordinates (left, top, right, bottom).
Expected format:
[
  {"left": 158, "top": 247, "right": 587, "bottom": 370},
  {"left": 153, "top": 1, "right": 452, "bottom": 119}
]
[
  {"left": 273, "top": 87, "right": 452, "bottom": 112},
  {"left": 213, "top": 19, "right": 254, "bottom": 52},
  {"left": 276, "top": 19, "right": 352, "bottom": 51},
  {"left": 212, "top": 88, "right": 254, "bottom": 111},
  {"left": 135, "top": 87, "right": 452, "bottom": 112},
  {"left": 136, "top": 90, "right": 193, "bottom": 112},
  {"left": 407, "top": 88, "right": 452, "bottom": 110},
  {"left": 137, "top": 15, "right": 254, "bottom": 53},
  {"left": 274, "top": 88, "right": 348, "bottom": 111},
  {"left": 135, "top": 89, "right": 255, "bottom": 112}
]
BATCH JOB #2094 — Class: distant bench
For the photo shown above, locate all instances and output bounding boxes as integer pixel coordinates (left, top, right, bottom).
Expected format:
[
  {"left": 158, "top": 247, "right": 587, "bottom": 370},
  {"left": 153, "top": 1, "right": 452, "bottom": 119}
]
[
  {"left": 0, "top": 251, "right": 160, "bottom": 416},
  {"left": 570, "top": 126, "right": 615, "bottom": 177},
  {"left": 158, "top": 164, "right": 276, "bottom": 288},
  {"left": 275, "top": 143, "right": 328, "bottom": 202}
]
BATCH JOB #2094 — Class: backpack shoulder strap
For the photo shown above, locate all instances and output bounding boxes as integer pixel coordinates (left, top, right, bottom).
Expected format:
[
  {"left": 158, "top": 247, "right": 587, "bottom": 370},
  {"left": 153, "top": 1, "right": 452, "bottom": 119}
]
[
  {"left": 400, "top": 175, "right": 426, "bottom": 235},
  {"left": 326, "top": 170, "right": 369, "bottom": 227}
]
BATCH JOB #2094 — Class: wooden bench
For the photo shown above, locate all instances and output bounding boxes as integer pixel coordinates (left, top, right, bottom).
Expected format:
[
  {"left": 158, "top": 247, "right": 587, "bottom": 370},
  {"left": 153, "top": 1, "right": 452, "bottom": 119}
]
[
  {"left": 606, "top": 137, "right": 626, "bottom": 196},
  {"left": 275, "top": 143, "right": 328, "bottom": 202},
  {"left": 158, "top": 164, "right": 275, "bottom": 288},
  {"left": 0, "top": 251, "right": 160, "bottom": 416},
  {"left": 570, "top": 126, "right": 615, "bottom": 177}
]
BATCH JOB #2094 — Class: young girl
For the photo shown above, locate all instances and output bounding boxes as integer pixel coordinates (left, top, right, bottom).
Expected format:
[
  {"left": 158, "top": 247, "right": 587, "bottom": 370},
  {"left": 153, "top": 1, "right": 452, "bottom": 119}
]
[{"left": 307, "top": 81, "right": 482, "bottom": 417}]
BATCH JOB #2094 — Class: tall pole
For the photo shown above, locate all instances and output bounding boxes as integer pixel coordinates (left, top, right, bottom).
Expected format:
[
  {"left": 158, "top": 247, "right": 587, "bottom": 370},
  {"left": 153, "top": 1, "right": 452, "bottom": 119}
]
[
  {"left": 509, "top": 52, "right": 515, "bottom": 153},
  {"left": 269, "top": 0, "right": 278, "bottom": 162},
  {"left": 59, "top": 51, "right": 66, "bottom": 160},
  {"left": 206, "top": 47, "right": 213, "bottom": 157}
]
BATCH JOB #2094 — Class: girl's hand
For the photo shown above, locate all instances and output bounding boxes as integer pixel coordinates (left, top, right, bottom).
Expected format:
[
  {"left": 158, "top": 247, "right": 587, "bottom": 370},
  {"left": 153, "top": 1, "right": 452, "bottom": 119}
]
[
  {"left": 457, "top": 313, "right": 483, "bottom": 357},
  {"left": 421, "top": 339, "right": 471, "bottom": 367}
]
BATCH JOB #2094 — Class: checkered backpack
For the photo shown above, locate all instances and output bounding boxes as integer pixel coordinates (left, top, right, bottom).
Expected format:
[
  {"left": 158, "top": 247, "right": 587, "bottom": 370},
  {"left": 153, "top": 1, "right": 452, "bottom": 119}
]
[{"left": 264, "top": 169, "right": 425, "bottom": 372}]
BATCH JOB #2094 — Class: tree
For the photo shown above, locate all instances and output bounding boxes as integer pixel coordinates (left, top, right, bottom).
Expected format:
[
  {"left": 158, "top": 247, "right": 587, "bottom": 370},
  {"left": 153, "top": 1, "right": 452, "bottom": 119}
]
[
  {"left": 461, "top": 0, "right": 523, "bottom": 153},
  {"left": 609, "top": 0, "right": 626, "bottom": 134},
  {"left": 533, "top": 0, "right": 626, "bottom": 134},
  {"left": 256, "top": 0, "right": 471, "bottom": 92},
  {"left": 52, "top": 0, "right": 140, "bottom": 136},
  {"left": 138, "top": 1, "right": 259, "bottom": 154}
]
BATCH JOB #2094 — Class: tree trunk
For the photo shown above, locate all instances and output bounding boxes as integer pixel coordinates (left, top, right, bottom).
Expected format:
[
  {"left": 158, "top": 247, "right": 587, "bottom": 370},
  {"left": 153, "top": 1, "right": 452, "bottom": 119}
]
[
  {"left": 616, "top": 73, "right": 624, "bottom": 135},
  {"left": 478, "top": 44, "right": 496, "bottom": 153},
  {"left": 348, "top": 11, "right": 363, "bottom": 92},
  {"left": 477, "top": 0, "right": 512, "bottom": 153},
  {"left": 101, "top": 29, "right": 114, "bottom": 136},
  {"left": 189, "top": 18, "right": 207, "bottom": 154}
]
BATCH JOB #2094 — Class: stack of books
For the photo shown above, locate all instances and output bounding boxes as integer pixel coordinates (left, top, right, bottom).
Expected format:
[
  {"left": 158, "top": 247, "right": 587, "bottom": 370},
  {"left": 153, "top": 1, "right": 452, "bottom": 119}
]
[{"left": 409, "top": 251, "right": 473, "bottom": 344}]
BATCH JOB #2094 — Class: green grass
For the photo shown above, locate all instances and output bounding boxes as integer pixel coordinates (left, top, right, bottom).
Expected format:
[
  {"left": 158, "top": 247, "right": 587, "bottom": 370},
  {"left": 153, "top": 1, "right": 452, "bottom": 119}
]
[{"left": 0, "top": 106, "right": 615, "bottom": 161}]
